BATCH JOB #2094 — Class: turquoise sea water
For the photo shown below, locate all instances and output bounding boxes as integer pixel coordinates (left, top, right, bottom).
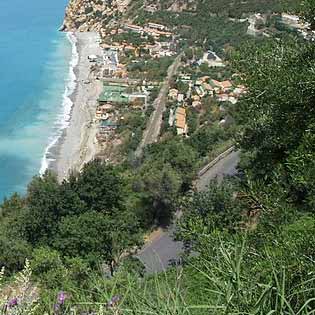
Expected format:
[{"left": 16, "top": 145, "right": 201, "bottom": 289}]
[{"left": 0, "top": 0, "right": 73, "bottom": 200}]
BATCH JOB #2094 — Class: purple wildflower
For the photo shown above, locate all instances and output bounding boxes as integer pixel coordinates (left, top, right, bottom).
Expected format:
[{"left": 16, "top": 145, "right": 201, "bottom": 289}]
[
  {"left": 7, "top": 297, "right": 18, "bottom": 308},
  {"left": 107, "top": 295, "right": 121, "bottom": 308},
  {"left": 57, "top": 291, "right": 67, "bottom": 305}
]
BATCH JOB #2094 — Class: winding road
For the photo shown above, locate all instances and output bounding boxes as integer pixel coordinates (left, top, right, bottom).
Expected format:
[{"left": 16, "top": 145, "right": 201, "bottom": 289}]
[{"left": 137, "top": 150, "right": 240, "bottom": 273}]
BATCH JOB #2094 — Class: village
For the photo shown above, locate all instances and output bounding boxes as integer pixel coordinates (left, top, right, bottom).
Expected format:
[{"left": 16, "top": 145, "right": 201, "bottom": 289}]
[{"left": 83, "top": 19, "right": 248, "bottom": 160}]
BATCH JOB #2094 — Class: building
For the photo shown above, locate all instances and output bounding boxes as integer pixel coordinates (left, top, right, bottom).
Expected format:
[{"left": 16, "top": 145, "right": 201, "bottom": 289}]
[
  {"left": 210, "top": 79, "right": 233, "bottom": 93},
  {"left": 216, "top": 94, "right": 229, "bottom": 102},
  {"left": 200, "top": 51, "right": 224, "bottom": 67},
  {"left": 124, "top": 24, "right": 144, "bottom": 34},
  {"left": 88, "top": 54, "right": 98, "bottom": 62},
  {"left": 99, "top": 120, "right": 118, "bottom": 132},
  {"left": 202, "top": 82, "right": 214, "bottom": 93},
  {"left": 168, "top": 108, "right": 175, "bottom": 127},
  {"left": 221, "top": 80, "right": 233, "bottom": 90},
  {"left": 145, "top": 5, "right": 158, "bottom": 13},
  {"left": 169, "top": 88, "right": 179, "bottom": 100},
  {"left": 177, "top": 94, "right": 184, "bottom": 102},
  {"left": 175, "top": 107, "right": 188, "bottom": 136},
  {"left": 144, "top": 28, "right": 172, "bottom": 38},
  {"left": 195, "top": 86, "right": 206, "bottom": 97},
  {"left": 192, "top": 94, "right": 201, "bottom": 101},
  {"left": 147, "top": 22, "right": 167, "bottom": 30},
  {"left": 103, "top": 48, "right": 119, "bottom": 77},
  {"left": 192, "top": 100, "right": 201, "bottom": 108},
  {"left": 95, "top": 103, "right": 113, "bottom": 120}
]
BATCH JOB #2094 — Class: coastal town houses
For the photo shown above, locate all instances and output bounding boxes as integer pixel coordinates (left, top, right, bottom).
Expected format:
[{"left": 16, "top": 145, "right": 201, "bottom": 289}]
[
  {"left": 123, "top": 22, "right": 172, "bottom": 39},
  {"left": 124, "top": 24, "right": 144, "bottom": 34},
  {"left": 210, "top": 79, "right": 233, "bottom": 93},
  {"left": 103, "top": 48, "right": 119, "bottom": 76},
  {"left": 175, "top": 107, "right": 188, "bottom": 136},
  {"left": 147, "top": 22, "right": 167, "bottom": 31},
  {"left": 199, "top": 51, "right": 225, "bottom": 67}
]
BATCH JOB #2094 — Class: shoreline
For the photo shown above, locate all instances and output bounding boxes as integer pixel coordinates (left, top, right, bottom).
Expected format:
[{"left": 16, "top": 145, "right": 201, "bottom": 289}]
[
  {"left": 40, "top": 32, "right": 79, "bottom": 176},
  {"left": 48, "top": 32, "right": 102, "bottom": 181}
]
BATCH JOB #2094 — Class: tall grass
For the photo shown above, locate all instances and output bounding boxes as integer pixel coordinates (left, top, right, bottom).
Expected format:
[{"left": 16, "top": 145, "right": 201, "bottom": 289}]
[
  {"left": 0, "top": 260, "right": 38, "bottom": 315},
  {"left": 2, "top": 239, "right": 315, "bottom": 314},
  {"left": 53, "top": 239, "right": 315, "bottom": 315},
  {"left": 185, "top": 239, "right": 315, "bottom": 315}
]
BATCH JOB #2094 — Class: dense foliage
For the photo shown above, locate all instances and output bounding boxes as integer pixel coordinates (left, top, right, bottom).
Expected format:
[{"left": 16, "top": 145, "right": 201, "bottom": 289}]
[{"left": 2, "top": 0, "right": 315, "bottom": 314}]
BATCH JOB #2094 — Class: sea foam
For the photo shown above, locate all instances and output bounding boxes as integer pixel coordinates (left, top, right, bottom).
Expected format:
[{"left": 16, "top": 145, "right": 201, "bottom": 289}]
[{"left": 39, "top": 32, "right": 79, "bottom": 175}]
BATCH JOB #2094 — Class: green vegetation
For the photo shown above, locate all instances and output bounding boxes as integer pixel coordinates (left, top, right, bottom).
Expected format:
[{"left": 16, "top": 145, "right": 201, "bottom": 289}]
[
  {"left": 135, "top": 11, "right": 250, "bottom": 54},
  {"left": 300, "top": 0, "right": 315, "bottom": 29},
  {"left": 127, "top": 56, "right": 174, "bottom": 81},
  {"left": 195, "top": 0, "right": 299, "bottom": 17},
  {"left": 2, "top": 0, "right": 315, "bottom": 314},
  {"left": 0, "top": 162, "right": 142, "bottom": 274},
  {"left": 111, "top": 31, "right": 155, "bottom": 47}
]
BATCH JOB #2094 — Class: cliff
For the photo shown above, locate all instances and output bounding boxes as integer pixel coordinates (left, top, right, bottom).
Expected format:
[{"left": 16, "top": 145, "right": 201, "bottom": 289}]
[
  {"left": 62, "top": 0, "right": 194, "bottom": 32},
  {"left": 62, "top": 0, "right": 131, "bottom": 32}
]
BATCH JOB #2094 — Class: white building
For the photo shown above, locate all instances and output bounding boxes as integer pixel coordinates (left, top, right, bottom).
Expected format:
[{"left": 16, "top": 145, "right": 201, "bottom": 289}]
[{"left": 103, "top": 48, "right": 119, "bottom": 76}]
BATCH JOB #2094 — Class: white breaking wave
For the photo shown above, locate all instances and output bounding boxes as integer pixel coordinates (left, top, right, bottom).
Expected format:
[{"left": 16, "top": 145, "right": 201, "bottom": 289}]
[{"left": 39, "top": 32, "right": 79, "bottom": 175}]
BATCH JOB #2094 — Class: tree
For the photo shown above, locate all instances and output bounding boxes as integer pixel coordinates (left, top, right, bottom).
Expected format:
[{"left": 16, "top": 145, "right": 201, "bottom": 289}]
[
  {"left": 76, "top": 160, "right": 125, "bottom": 213},
  {"left": 136, "top": 161, "right": 182, "bottom": 226},
  {"left": 300, "top": 0, "right": 315, "bottom": 29},
  {"left": 177, "top": 179, "right": 242, "bottom": 250},
  {"left": 53, "top": 211, "right": 112, "bottom": 265},
  {"left": 31, "top": 247, "right": 68, "bottom": 289},
  {"left": 23, "top": 172, "right": 60, "bottom": 245},
  {"left": 188, "top": 125, "right": 226, "bottom": 157},
  {"left": 54, "top": 210, "right": 142, "bottom": 273},
  {"left": 285, "top": 128, "right": 315, "bottom": 207},
  {"left": 231, "top": 38, "right": 315, "bottom": 189},
  {"left": 58, "top": 175, "right": 86, "bottom": 216},
  {"left": 145, "top": 139, "right": 198, "bottom": 186},
  {"left": 0, "top": 237, "right": 32, "bottom": 273},
  {"left": 0, "top": 193, "right": 27, "bottom": 240}
]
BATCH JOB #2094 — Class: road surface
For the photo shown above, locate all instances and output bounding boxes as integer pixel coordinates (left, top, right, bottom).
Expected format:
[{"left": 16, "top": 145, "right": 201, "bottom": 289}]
[
  {"left": 196, "top": 151, "right": 240, "bottom": 191},
  {"left": 136, "top": 225, "right": 182, "bottom": 273},
  {"left": 137, "top": 150, "right": 240, "bottom": 273},
  {"left": 135, "top": 54, "right": 183, "bottom": 157}
]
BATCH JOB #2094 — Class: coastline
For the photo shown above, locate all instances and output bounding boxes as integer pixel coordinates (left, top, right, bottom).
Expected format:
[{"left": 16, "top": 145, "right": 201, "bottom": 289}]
[{"left": 46, "top": 32, "right": 102, "bottom": 181}]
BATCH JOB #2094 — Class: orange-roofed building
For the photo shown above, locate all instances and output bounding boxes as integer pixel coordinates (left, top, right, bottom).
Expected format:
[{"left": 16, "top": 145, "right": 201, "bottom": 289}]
[
  {"left": 176, "top": 107, "right": 186, "bottom": 116},
  {"left": 175, "top": 107, "right": 187, "bottom": 135},
  {"left": 221, "top": 80, "right": 233, "bottom": 90}
]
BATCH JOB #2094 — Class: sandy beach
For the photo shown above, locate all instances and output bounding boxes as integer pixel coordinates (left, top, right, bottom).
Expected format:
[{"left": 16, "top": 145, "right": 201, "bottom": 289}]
[{"left": 55, "top": 32, "right": 102, "bottom": 181}]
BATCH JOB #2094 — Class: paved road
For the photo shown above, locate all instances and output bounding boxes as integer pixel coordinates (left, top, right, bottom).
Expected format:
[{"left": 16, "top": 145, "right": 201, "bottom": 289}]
[
  {"left": 196, "top": 151, "right": 240, "bottom": 191},
  {"left": 135, "top": 54, "right": 183, "bottom": 157},
  {"left": 137, "top": 150, "right": 240, "bottom": 273},
  {"left": 136, "top": 226, "right": 182, "bottom": 273}
]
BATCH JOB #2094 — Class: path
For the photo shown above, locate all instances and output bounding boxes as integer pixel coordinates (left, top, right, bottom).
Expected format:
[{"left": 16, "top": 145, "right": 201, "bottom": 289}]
[
  {"left": 135, "top": 54, "right": 183, "bottom": 157},
  {"left": 137, "top": 150, "right": 240, "bottom": 273},
  {"left": 196, "top": 150, "right": 240, "bottom": 191}
]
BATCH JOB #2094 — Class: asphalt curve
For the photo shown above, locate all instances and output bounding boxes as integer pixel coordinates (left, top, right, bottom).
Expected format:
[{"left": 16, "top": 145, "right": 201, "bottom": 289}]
[{"left": 137, "top": 151, "right": 240, "bottom": 273}]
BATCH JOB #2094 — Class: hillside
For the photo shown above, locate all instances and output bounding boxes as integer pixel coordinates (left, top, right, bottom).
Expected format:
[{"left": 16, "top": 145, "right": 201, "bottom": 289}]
[
  {"left": 62, "top": 0, "right": 299, "bottom": 32},
  {"left": 1, "top": 0, "right": 315, "bottom": 314}
]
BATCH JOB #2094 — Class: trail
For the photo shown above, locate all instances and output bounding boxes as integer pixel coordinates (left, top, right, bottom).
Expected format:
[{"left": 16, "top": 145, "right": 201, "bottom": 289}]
[
  {"left": 137, "top": 150, "right": 240, "bottom": 273},
  {"left": 135, "top": 53, "right": 183, "bottom": 157}
]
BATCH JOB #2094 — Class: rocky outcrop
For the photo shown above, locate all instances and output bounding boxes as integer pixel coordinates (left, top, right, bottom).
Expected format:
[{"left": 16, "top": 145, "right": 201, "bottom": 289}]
[
  {"left": 63, "top": 0, "right": 131, "bottom": 32},
  {"left": 63, "top": 0, "right": 109, "bottom": 31}
]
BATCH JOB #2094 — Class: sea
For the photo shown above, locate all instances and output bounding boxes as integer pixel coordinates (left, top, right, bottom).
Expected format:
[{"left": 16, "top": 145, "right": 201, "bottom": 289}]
[{"left": 0, "top": 0, "right": 77, "bottom": 201}]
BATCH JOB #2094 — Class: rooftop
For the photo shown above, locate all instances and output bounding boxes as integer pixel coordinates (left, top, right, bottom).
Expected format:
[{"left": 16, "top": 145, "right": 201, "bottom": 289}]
[{"left": 176, "top": 107, "right": 186, "bottom": 116}]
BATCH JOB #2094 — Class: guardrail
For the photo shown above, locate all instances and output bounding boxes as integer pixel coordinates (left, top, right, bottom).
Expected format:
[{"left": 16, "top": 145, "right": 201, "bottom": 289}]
[{"left": 198, "top": 146, "right": 235, "bottom": 177}]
